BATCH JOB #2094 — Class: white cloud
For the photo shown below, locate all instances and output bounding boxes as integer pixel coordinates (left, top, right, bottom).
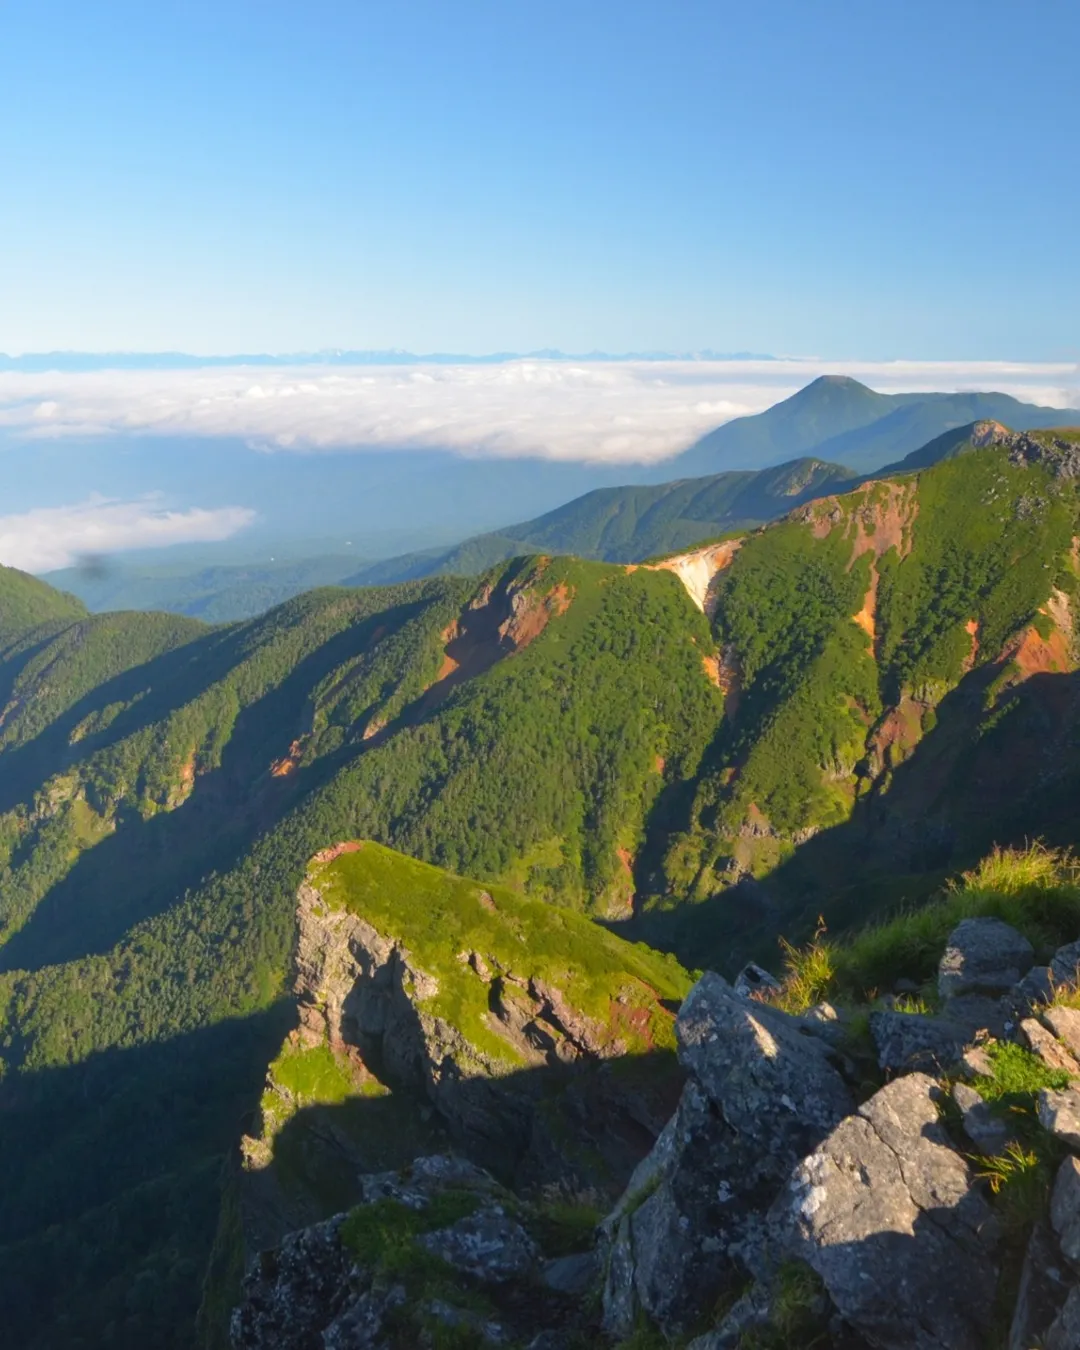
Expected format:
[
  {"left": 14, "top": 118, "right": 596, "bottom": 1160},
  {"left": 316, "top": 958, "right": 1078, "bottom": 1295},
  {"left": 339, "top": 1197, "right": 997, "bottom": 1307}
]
[
  {"left": 0, "top": 358, "right": 1076, "bottom": 465},
  {"left": 0, "top": 496, "right": 256, "bottom": 572}
]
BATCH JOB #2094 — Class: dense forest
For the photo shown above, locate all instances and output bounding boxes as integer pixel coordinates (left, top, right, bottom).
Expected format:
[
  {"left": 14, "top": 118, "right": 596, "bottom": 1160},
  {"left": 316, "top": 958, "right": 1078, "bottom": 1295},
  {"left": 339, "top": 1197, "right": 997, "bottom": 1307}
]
[{"left": 1, "top": 424, "right": 1079, "bottom": 1346}]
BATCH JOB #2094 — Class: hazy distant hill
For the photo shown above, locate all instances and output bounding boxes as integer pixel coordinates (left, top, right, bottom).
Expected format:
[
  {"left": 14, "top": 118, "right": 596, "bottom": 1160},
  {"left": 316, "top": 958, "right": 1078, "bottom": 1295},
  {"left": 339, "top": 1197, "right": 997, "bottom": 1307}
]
[
  {"left": 668, "top": 374, "right": 1077, "bottom": 476},
  {"left": 345, "top": 456, "right": 854, "bottom": 587},
  {"left": 45, "top": 377, "right": 1078, "bottom": 618}
]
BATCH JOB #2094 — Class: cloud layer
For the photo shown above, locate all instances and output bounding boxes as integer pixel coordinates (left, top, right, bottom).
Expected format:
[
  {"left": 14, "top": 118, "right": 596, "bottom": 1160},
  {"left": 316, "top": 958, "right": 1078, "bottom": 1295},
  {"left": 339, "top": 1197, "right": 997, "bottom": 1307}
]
[
  {"left": 0, "top": 497, "right": 256, "bottom": 572},
  {"left": 1, "top": 359, "right": 1077, "bottom": 465}
]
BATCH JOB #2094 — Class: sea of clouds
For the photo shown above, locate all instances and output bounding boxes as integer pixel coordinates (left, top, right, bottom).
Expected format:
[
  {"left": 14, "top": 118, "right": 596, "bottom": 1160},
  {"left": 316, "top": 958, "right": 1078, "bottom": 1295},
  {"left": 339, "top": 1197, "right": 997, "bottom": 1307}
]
[
  {"left": 2, "top": 357, "right": 1077, "bottom": 464},
  {"left": 1, "top": 357, "right": 1077, "bottom": 572}
]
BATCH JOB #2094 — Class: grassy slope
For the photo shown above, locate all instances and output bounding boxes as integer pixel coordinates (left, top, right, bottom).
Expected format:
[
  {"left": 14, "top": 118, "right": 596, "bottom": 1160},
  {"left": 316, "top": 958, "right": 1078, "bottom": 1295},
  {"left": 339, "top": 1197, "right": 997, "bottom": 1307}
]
[
  {"left": 315, "top": 841, "right": 690, "bottom": 1063},
  {"left": 0, "top": 554, "right": 721, "bottom": 1348},
  {"left": 634, "top": 432, "right": 1080, "bottom": 968}
]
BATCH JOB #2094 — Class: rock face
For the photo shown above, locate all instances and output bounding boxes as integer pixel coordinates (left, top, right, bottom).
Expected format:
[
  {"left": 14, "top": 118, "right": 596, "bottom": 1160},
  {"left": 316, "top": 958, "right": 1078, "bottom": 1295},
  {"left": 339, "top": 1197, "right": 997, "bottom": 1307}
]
[
  {"left": 600, "top": 973, "right": 853, "bottom": 1335},
  {"left": 1041, "top": 1086, "right": 1080, "bottom": 1149},
  {"left": 292, "top": 878, "right": 676, "bottom": 1186},
  {"left": 953, "top": 1081, "right": 1013, "bottom": 1155},
  {"left": 231, "top": 1155, "right": 569, "bottom": 1350},
  {"left": 781, "top": 1073, "right": 1000, "bottom": 1350},
  {"left": 938, "top": 917, "right": 1034, "bottom": 1000}
]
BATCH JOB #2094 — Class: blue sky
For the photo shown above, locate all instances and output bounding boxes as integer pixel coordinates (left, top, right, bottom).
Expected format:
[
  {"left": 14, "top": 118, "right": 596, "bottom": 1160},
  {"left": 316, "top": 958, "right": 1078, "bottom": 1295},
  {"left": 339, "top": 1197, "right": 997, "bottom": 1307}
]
[{"left": 2, "top": 0, "right": 1078, "bottom": 358}]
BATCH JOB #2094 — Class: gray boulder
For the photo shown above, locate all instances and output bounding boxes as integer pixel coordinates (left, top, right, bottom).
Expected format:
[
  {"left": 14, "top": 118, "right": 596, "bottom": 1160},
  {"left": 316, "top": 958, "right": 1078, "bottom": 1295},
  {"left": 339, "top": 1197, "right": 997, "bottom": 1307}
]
[
  {"left": 870, "top": 1010, "right": 966, "bottom": 1073},
  {"left": 938, "top": 917, "right": 1034, "bottom": 1000},
  {"left": 1046, "top": 1005, "right": 1080, "bottom": 1061},
  {"left": 418, "top": 1207, "right": 537, "bottom": 1282},
  {"left": 1046, "top": 1285, "right": 1080, "bottom": 1350},
  {"left": 1053, "top": 1156, "right": 1080, "bottom": 1267},
  {"left": 952, "top": 1081, "right": 1013, "bottom": 1156},
  {"left": 1052, "top": 941, "right": 1080, "bottom": 992},
  {"left": 231, "top": 1154, "right": 551, "bottom": 1350},
  {"left": 779, "top": 1073, "right": 1000, "bottom": 1350},
  {"left": 600, "top": 972, "right": 853, "bottom": 1337},
  {"left": 231, "top": 1215, "right": 354, "bottom": 1350},
  {"left": 733, "top": 961, "right": 782, "bottom": 999},
  {"left": 1021, "top": 1017, "right": 1080, "bottom": 1076},
  {"left": 1041, "top": 1087, "right": 1080, "bottom": 1150},
  {"left": 1008, "top": 1220, "right": 1071, "bottom": 1350},
  {"left": 541, "top": 1251, "right": 598, "bottom": 1297},
  {"left": 1009, "top": 964, "right": 1054, "bottom": 1015}
]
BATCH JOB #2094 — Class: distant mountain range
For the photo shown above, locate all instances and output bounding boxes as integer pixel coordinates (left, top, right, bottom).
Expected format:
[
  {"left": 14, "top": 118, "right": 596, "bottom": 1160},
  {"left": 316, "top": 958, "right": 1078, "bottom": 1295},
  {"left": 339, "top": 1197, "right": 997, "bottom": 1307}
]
[
  {"left": 665, "top": 374, "right": 1077, "bottom": 476},
  {"left": 0, "top": 348, "right": 777, "bottom": 371},
  {"left": 52, "top": 376, "right": 1079, "bottom": 617}
]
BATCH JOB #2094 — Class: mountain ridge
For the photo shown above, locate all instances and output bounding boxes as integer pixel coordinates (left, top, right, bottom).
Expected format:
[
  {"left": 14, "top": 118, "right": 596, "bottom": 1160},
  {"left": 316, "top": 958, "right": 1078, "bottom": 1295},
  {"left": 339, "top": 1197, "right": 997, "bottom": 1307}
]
[{"left": 2, "top": 423, "right": 1080, "bottom": 1346}]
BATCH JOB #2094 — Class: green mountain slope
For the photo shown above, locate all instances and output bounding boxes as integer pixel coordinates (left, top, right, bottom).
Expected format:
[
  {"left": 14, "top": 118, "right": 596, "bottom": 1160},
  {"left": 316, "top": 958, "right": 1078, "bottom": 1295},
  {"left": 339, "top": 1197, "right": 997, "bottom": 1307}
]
[
  {"left": 345, "top": 456, "right": 854, "bottom": 587},
  {"left": 0, "top": 554, "right": 724, "bottom": 1347},
  {"left": 630, "top": 425, "right": 1080, "bottom": 967},
  {"left": 0, "top": 564, "right": 86, "bottom": 644},
  {"left": 2, "top": 424, "right": 1080, "bottom": 1347}
]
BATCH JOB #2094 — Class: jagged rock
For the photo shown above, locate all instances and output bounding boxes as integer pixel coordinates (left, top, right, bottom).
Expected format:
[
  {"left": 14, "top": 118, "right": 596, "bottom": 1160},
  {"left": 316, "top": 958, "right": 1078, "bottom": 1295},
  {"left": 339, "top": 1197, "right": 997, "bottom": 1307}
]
[
  {"left": 685, "top": 1281, "right": 773, "bottom": 1348},
  {"left": 230, "top": 1214, "right": 355, "bottom": 1350},
  {"left": 322, "top": 1287, "right": 404, "bottom": 1350},
  {"left": 801, "top": 1001, "right": 852, "bottom": 1050},
  {"left": 418, "top": 1208, "right": 538, "bottom": 1282},
  {"left": 421, "top": 1299, "right": 507, "bottom": 1345},
  {"left": 1010, "top": 965, "right": 1055, "bottom": 1014},
  {"left": 1040, "top": 1087, "right": 1080, "bottom": 1150},
  {"left": 958, "top": 1044, "right": 996, "bottom": 1079},
  {"left": 870, "top": 1010, "right": 966, "bottom": 1072},
  {"left": 952, "top": 1081, "right": 1013, "bottom": 1156},
  {"left": 1053, "top": 1157, "right": 1080, "bottom": 1266},
  {"left": 541, "top": 1252, "right": 598, "bottom": 1296},
  {"left": 944, "top": 993, "right": 1010, "bottom": 1040},
  {"left": 733, "top": 961, "right": 781, "bottom": 999},
  {"left": 872, "top": 990, "right": 1009, "bottom": 1073},
  {"left": 290, "top": 879, "right": 677, "bottom": 1190},
  {"left": 780, "top": 1073, "right": 1000, "bottom": 1350},
  {"left": 1021, "top": 1018, "right": 1080, "bottom": 1076},
  {"left": 1008, "top": 1220, "right": 1071, "bottom": 1350},
  {"left": 600, "top": 973, "right": 852, "bottom": 1337},
  {"left": 1046, "top": 1286, "right": 1080, "bottom": 1350},
  {"left": 231, "top": 1155, "right": 561, "bottom": 1350},
  {"left": 938, "top": 917, "right": 1034, "bottom": 1000},
  {"left": 1046, "top": 1006, "right": 1080, "bottom": 1061},
  {"left": 1052, "top": 941, "right": 1080, "bottom": 992}
]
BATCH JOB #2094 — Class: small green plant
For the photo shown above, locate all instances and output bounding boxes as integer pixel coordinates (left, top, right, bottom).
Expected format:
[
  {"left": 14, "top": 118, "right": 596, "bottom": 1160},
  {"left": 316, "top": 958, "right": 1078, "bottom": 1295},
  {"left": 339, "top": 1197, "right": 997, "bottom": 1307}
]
[
  {"left": 767, "top": 920, "right": 836, "bottom": 1013},
  {"left": 892, "top": 992, "right": 933, "bottom": 1015},
  {"left": 739, "top": 1261, "right": 830, "bottom": 1348},
  {"left": 531, "top": 1183, "right": 604, "bottom": 1256},
  {"left": 977, "top": 1143, "right": 1054, "bottom": 1237},
  {"left": 972, "top": 1041, "right": 1071, "bottom": 1106}
]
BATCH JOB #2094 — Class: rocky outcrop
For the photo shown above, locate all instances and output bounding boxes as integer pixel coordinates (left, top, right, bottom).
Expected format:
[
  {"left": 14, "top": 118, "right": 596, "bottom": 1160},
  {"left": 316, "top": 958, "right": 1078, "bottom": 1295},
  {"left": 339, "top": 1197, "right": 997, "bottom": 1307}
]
[
  {"left": 599, "top": 973, "right": 853, "bottom": 1335},
  {"left": 938, "top": 916, "right": 1034, "bottom": 999},
  {"left": 231, "top": 908, "right": 1080, "bottom": 1350},
  {"left": 289, "top": 876, "right": 677, "bottom": 1188},
  {"left": 231, "top": 1155, "right": 575, "bottom": 1350},
  {"left": 781, "top": 1073, "right": 1000, "bottom": 1350}
]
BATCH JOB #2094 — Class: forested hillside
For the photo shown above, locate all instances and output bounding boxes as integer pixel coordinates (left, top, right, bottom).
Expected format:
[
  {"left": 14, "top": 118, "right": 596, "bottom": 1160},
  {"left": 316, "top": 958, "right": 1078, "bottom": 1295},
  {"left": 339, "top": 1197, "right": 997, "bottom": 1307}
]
[
  {"left": 343, "top": 455, "right": 853, "bottom": 587},
  {"left": 1, "top": 421, "right": 1079, "bottom": 1347}
]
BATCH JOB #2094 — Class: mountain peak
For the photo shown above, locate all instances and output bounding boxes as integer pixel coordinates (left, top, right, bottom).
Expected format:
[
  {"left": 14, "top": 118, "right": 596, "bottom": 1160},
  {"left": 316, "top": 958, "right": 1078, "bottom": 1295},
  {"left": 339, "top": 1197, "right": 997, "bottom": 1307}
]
[{"left": 796, "top": 374, "right": 878, "bottom": 398}]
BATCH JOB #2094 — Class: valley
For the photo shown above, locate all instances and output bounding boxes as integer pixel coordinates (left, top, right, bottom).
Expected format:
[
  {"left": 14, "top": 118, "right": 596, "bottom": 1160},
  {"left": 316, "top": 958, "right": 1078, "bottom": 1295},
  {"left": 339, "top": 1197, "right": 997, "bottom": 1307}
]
[{"left": 1, "top": 417, "right": 1079, "bottom": 1348}]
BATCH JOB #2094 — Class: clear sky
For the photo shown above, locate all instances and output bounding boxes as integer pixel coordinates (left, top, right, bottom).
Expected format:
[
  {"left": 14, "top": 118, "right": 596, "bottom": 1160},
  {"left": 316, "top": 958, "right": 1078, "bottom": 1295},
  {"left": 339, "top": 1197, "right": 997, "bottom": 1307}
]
[{"left": 2, "top": 0, "right": 1078, "bottom": 359}]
